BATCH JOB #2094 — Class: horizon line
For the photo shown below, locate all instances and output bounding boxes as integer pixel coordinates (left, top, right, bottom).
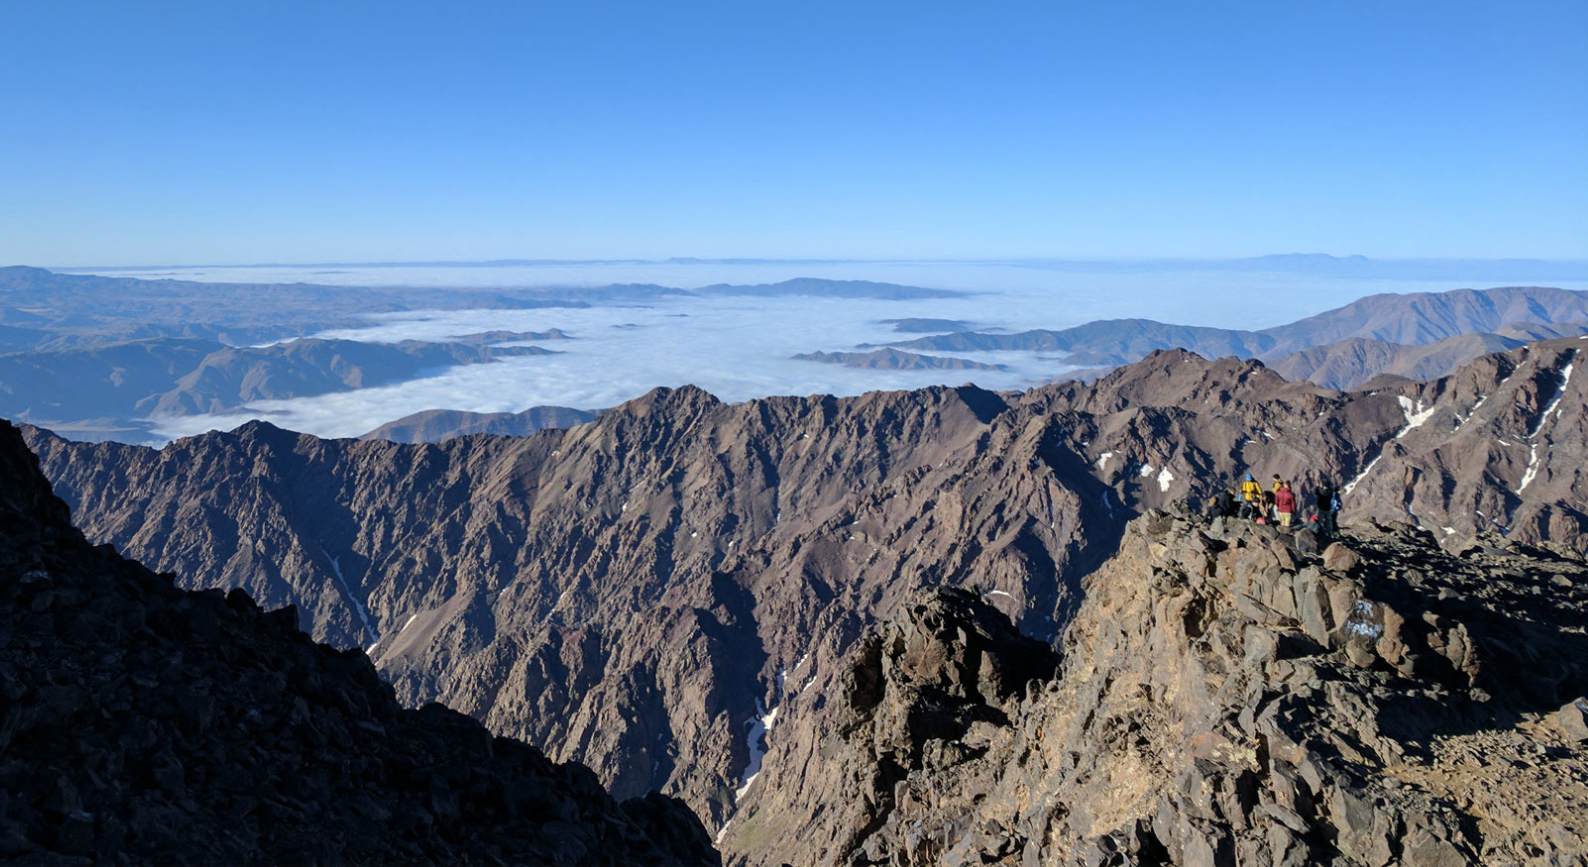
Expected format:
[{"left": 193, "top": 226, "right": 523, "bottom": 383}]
[{"left": 29, "top": 253, "right": 1588, "bottom": 272}]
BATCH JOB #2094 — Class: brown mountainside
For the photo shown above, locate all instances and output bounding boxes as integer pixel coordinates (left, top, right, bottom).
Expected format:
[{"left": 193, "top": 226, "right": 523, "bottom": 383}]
[
  {"left": 1267, "top": 323, "right": 1588, "bottom": 391},
  {"left": 19, "top": 341, "right": 1588, "bottom": 865}
]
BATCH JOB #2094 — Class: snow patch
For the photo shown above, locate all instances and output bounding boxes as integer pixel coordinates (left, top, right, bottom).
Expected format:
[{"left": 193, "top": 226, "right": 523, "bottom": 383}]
[
  {"left": 1156, "top": 466, "right": 1175, "bottom": 492},
  {"left": 1395, "top": 395, "right": 1437, "bottom": 437},
  {"left": 1518, "top": 443, "right": 1543, "bottom": 494},
  {"left": 734, "top": 697, "right": 780, "bottom": 800},
  {"left": 1517, "top": 354, "right": 1576, "bottom": 494},
  {"left": 988, "top": 589, "right": 1012, "bottom": 598},
  {"left": 1096, "top": 451, "right": 1113, "bottom": 469},
  {"left": 1139, "top": 463, "right": 1155, "bottom": 477}
]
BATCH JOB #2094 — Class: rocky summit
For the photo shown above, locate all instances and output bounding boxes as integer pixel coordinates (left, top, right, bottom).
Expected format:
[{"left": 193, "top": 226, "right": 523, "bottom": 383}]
[
  {"left": 0, "top": 419, "right": 719, "bottom": 866},
  {"left": 784, "top": 510, "right": 1588, "bottom": 867}
]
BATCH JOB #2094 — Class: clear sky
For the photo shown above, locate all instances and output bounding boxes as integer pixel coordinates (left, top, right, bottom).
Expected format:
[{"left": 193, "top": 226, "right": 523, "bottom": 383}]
[{"left": 2, "top": 1, "right": 1585, "bottom": 265}]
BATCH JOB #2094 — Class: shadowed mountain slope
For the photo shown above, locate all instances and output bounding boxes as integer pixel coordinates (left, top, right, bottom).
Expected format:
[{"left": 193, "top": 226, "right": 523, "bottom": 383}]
[{"left": 0, "top": 418, "right": 719, "bottom": 865}]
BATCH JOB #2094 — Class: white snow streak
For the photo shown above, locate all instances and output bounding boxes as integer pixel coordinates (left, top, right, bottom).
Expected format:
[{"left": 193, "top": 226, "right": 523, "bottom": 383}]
[
  {"left": 1517, "top": 353, "right": 1577, "bottom": 495},
  {"left": 1156, "top": 466, "right": 1175, "bottom": 492},
  {"left": 325, "top": 551, "right": 379, "bottom": 649},
  {"left": 989, "top": 589, "right": 1013, "bottom": 598},
  {"left": 734, "top": 698, "right": 779, "bottom": 800},
  {"left": 1518, "top": 443, "right": 1543, "bottom": 494},
  {"left": 1342, "top": 455, "right": 1381, "bottom": 496}
]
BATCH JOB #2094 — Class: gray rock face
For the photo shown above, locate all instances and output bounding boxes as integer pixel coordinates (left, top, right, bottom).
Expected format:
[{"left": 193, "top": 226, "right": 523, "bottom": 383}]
[
  {"left": 782, "top": 511, "right": 1588, "bottom": 867},
  {"left": 0, "top": 418, "right": 719, "bottom": 865},
  {"left": 16, "top": 341, "right": 1588, "bottom": 866}
]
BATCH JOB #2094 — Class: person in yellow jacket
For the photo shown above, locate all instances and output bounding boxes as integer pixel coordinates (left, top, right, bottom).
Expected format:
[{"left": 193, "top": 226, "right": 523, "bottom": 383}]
[{"left": 1238, "top": 473, "right": 1263, "bottom": 520}]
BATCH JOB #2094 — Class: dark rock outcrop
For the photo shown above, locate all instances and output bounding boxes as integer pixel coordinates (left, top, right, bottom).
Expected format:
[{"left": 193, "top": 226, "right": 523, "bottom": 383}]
[
  {"left": 0, "top": 419, "right": 718, "bottom": 865},
  {"left": 784, "top": 511, "right": 1588, "bottom": 866}
]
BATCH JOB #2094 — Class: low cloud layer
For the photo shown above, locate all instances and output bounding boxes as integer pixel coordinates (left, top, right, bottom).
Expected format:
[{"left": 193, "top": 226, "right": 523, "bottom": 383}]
[{"left": 137, "top": 261, "right": 1582, "bottom": 442}]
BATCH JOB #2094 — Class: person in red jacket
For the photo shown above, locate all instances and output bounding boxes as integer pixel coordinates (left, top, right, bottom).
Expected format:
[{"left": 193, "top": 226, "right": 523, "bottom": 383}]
[{"left": 1274, "top": 480, "right": 1297, "bottom": 528}]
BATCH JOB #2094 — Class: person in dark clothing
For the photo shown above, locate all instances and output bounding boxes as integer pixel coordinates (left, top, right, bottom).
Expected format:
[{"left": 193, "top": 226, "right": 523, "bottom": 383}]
[
  {"left": 1208, "top": 487, "right": 1238, "bottom": 519},
  {"left": 1314, "top": 479, "right": 1339, "bottom": 535}
]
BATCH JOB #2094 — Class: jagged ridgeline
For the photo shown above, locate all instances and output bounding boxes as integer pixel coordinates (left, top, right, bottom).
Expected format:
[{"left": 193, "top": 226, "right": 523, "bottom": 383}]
[
  {"left": 0, "top": 420, "right": 719, "bottom": 865},
  {"left": 13, "top": 339, "right": 1588, "bottom": 865}
]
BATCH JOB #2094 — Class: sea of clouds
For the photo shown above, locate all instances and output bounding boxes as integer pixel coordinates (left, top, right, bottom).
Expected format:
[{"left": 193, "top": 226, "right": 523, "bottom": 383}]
[{"left": 74, "top": 260, "right": 1587, "bottom": 442}]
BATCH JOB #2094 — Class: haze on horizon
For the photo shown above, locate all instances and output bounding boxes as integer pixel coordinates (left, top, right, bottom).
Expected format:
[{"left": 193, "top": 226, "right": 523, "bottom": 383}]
[{"left": 2, "top": 1, "right": 1585, "bottom": 267}]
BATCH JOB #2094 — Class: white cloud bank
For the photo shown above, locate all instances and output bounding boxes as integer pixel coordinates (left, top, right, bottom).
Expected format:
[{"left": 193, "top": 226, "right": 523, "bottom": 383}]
[{"left": 130, "top": 261, "right": 1543, "bottom": 443}]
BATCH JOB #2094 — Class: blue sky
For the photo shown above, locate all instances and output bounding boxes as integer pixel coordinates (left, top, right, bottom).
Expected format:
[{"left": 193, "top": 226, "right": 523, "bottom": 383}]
[{"left": 2, "top": 1, "right": 1585, "bottom": 265}]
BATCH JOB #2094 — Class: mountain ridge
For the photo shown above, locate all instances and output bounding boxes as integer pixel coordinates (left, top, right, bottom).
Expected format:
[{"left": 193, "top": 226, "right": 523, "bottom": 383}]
[{"left": 22, "top": 336, "right": 1588, "bottom": 864}]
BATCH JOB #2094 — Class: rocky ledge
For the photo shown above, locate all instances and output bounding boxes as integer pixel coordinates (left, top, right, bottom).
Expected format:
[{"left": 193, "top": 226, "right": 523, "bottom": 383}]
[
  {"left": 0, "top": 418, "right": 719, "bottom": 866},
  {"left": 805, "top": 512, "right": 1588, "bottom": 867}
]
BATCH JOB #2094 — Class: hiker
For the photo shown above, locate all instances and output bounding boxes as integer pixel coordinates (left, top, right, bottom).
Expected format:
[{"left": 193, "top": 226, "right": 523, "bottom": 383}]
[
  {"left": 1275, "top": 480, "right": 1296, "bottom": 528},
  {"left": 1314, "top": 478, "right": 1339, "bottom": 535},
  {"left": 1238, "top": 473, "right": 1263, "bottom": 520},
  {"left": 1261, "top": 488, "right": 1276, "bottom": 522},
  {"left": 1207, "top": 487, "right": 1237, "bottom": 519}
]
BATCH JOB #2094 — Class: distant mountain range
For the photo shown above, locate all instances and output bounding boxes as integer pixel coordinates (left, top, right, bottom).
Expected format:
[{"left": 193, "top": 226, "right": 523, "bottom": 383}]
[
  {"left": 0, "top": 267, "right": 976, "bottom": 438},
  {"left": 880, "top": 285, "right": 1588, "bottom": 388},
  {"left": 8, "top": 266, "right": 1588, "bottom": 443},
  {"left": 0, "top": 336, "right": 558, "bottom": 439},
  {"left": 792, "top": 348, "right": 1007, "bottom": 371}
]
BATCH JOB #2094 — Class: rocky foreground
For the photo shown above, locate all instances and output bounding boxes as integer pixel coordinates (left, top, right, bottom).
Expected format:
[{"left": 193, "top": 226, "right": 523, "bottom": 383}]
[
  {"left": 780, "top": 511, "right": 1588, "bottom": 866},
  {"left": 0, "top": 419, "right": 719, "bottom": 865}
]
